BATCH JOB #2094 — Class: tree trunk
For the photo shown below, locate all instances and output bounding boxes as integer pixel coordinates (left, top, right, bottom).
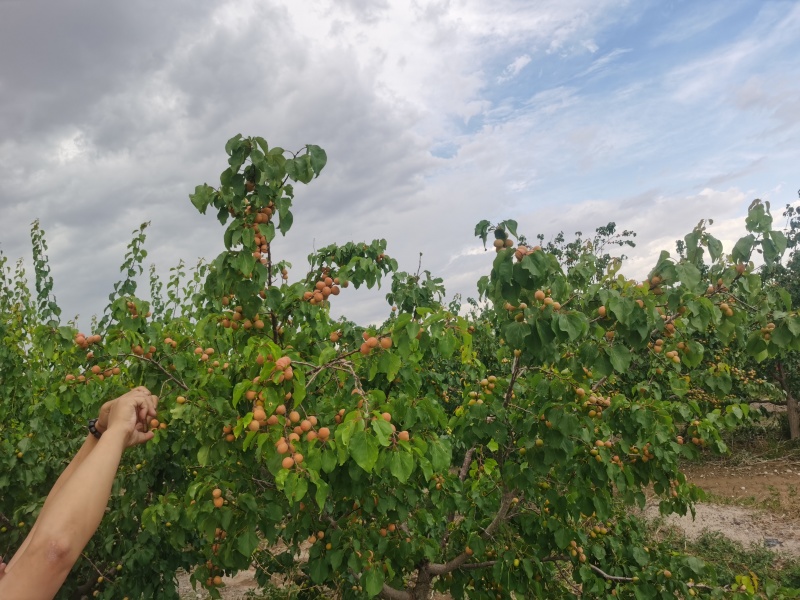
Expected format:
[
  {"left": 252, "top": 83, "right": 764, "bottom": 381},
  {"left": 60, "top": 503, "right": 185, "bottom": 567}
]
[{"left": 787, "top": 390, "right": 800, "bottom": 440}]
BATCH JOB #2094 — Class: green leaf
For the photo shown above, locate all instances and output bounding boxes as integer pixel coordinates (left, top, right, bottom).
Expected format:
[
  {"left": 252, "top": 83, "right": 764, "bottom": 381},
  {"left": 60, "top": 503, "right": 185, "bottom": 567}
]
[
  {"left": 389, "top": 451, "right": 414, "bottom": 483},
  {"left": 309, "top": 556, "right": 330, "bottom": 583},
  {"left": 364, "top": 567, "right": 384, "bottom": 597},
  {"left": 731, "top": 234, "right": 755, "bottom": 263},
  {"left": 608, "top": 345, "right": 632, "bottom": 372},
  {"left": 554, "top": 528, "right": 571, "bottom": 549},
  {"left": 631, "top": 546, "right": 649, "bottom": 566},
  {"left": 190, "top": 184, "right": 214, "bottom": 214},
  {"left": 198, "top": 446, "right": 210, "bottom": 467},
  {"left": 429, "top": 439, "right": 452, "bottom": 471},
  {"left": 371, "top": 419, "right": 393, "bottom": 447},
  {"left": 307, "top": 144, "right": 327, "bottom": 176},
  {"left": 284, "top": 471, "right": 309, "bottom": 504},
  {"left": 556, "top": 311, "right": 588, "bottom": 341},
  {"left": 504, "top": 321, "right": 530, "bottom": 348},
  {"left": 706, "top": 234, "right": 723, "bottom": 262},
  {"left": 350, "top": 430, "right": 379, "bottom": 472},
  {"left": 675, "top": 263, "right": 701, "bottom": 291},
  {"left": 236, "top": 529, "right": 260, "bottom": 558},
  {"left": 315, "top": 479, "right": 329, "bottom": 510},
  {"left": 378, "top": 352, "right": 402, "bottom": 381}
]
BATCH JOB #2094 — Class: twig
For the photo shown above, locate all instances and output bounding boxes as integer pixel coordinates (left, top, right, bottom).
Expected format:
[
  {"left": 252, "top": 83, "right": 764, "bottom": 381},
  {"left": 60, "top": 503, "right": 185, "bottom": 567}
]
[
  {"left": 125, "top": 353, "right": 188, "bottom": 391},
  {"left": 588, "top": 563, "right": 636, "bottom": 583}
]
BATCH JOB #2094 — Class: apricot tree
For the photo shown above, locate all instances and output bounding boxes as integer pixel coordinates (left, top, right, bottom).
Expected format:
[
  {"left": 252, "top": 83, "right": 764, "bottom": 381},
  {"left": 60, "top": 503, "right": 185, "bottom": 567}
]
[{"left": 2, "top": 135, "right": 799, "bottom": 599}]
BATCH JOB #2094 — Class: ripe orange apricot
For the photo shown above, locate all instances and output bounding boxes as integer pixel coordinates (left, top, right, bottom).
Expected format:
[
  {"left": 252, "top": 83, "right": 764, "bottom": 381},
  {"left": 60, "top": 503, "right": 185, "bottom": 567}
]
[
  {"left": 318, "top": 427, "right": 331, "bottom": 440},
  {"left": 381, "top": 412, "right": 391, "bottom": 422},
  {"left": 289, "top": 410, "right": 301, "bottom": 423},
  {"left": 380, "top": 337, "right": 392, "bottom": 349},
  {"left": 212, "top": 488, "right": 222, "bottom": 498},
  {"left": 398, "top": 431, "right": 410, "bottom": 442},
  {"left": 281, "top": 456, "right": 294, "bottom": 469}
]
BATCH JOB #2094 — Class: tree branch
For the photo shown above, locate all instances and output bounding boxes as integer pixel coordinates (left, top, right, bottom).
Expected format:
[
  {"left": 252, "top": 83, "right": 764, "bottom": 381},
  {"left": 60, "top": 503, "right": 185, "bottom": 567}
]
[
  {"left": 125, "top": 353, "right": 188, "bottom": 391},
  {"left": 588, "top": 563, "right": 636, "bottom": 583},
  {"left": 379, "top": 583, "right": 412, "bottom": 600},
  {"left": 459, "top": 447, "right": 475, "bottom": 481},
  {"left": 427, "top": 490, "right": 515, "bottom": 576}
]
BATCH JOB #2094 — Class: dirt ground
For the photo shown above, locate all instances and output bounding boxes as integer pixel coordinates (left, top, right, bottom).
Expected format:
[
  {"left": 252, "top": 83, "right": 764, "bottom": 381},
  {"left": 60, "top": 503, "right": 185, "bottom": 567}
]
[
  {"left": 647, "top": 456, "right": 800, "bottom": 557},
  {"left": 178, "top": 455, "right": 800, "bottom": 598}
]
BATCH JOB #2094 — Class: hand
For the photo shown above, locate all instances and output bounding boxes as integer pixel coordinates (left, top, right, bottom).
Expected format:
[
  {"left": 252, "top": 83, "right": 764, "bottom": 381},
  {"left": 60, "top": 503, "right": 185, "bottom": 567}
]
[
  {"left": 0, "top": 555, "right": 6, "bottom": 578},
  {"left": 104, "top": 387, "right": 159, "bottom": 448}
]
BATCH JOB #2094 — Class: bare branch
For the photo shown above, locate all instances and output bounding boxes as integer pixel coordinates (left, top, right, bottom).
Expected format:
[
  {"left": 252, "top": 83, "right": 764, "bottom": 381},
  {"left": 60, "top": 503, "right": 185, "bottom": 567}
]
[
  {"left": 459, "top": 560, "right": 498, "bottom": 570},
  {"left": 427, "top": 491, "right": 515, "bottom": 576},
  {"left": 588, "top": 563, "right": 636, "bottom": 583},
  {"left": 459, "top": 447, "right": 475, "bottom": 481},
  {"left": 379, "top": 583, "right": 412, "bottom": 600}
]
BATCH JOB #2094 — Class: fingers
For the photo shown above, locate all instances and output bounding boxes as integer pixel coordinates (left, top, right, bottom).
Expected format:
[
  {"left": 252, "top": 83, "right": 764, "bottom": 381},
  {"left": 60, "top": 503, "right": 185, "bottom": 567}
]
[{"left": 129, "top": 429, "right": 155, "bottom": 447}]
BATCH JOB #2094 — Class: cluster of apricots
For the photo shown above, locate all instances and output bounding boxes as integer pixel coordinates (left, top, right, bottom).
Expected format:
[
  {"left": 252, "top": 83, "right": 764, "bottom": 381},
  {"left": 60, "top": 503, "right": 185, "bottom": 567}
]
[
  {"left": 131, "top": 343, "right": 156, "bottom": 359},
  {"left": 303, "top": 273, "right": 342, "bottom": 306},
  {"left": 359, "top": 332, "right": 392, "bottom": 354},
  {"left": 124, "top": 300, "right": 150, "bottom": 319},
  {"left": 628, "top": 442, "right": 656, "bottom": 463},
  {"left": 576, "top": 388, "right": 611, "bottom": 418},
  {"left": 514, "top": 244, "right": 541, "bottom": 261},
  {"left": 466, "top": 374, "right": 500, "bottom": 406},
  {"left": 219, "top": 304, "right": 267, "bottom": 331},
  {"left": 74, "top": 332, "right": 101, "bottom": 350},
  {"left": 64, "top": 334, "right": 125, "bottom": 384},
  {"left": 568, "top": 540, "right": 588, "bottom": 564},
  {"left": 492, "top": 237, "right": 515, "bottom": 251},
  {"left": 203, "top": 528, "right": 227, "bottom": 587},
  {"left": 211, "top": 487, "right": 225, "bottom": 508}
]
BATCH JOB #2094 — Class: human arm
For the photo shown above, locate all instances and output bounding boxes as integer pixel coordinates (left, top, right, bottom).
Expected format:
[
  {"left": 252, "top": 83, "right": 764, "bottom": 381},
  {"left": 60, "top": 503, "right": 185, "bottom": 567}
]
[{"left": 0, "top": 388, "right": 157, "bottom": 599}]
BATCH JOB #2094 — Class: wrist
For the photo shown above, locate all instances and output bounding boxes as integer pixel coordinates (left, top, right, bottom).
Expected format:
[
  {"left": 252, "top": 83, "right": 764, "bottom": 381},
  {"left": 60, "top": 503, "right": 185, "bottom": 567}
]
[{"left": 101, "top": 425, "right": 129, "bottom": 448}]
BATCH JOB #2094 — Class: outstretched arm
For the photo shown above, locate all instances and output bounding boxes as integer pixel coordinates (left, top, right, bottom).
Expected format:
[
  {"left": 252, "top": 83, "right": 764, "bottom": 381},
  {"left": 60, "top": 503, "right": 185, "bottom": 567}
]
[{"left": 0, "top": 387, "right": 157, "bottom": 600}]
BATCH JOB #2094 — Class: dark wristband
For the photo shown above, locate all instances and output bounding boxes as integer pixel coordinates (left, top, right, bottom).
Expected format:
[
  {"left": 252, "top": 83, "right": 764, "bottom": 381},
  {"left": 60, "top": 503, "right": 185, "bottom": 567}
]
[{"left": 88, "top": 418, "right": 103, "bottom": 439}]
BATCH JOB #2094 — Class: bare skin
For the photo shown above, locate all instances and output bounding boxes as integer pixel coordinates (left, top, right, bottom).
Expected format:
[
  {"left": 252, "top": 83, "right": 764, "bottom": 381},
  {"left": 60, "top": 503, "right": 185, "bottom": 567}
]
[{"left": 0, "top": 387, "right": 158, "bottom": 600}]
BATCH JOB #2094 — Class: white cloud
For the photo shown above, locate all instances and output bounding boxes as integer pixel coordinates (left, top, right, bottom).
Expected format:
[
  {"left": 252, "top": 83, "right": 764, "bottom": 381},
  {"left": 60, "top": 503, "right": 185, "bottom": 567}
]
[{"left": 498, "top": 54, "right": 532, "bottom": 82}]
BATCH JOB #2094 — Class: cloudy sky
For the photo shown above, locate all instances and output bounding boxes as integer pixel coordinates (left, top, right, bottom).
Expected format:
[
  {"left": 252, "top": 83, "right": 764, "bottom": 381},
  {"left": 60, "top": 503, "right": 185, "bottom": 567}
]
[{"left": 1, "top": 0, "right": 799, "bottom": 328}]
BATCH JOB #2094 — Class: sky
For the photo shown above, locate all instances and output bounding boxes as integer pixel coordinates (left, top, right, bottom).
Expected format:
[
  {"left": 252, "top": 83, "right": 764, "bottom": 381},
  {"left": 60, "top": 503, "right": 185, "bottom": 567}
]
[{"left": 0, "top": 0, "right": 799, "bottom": 328}]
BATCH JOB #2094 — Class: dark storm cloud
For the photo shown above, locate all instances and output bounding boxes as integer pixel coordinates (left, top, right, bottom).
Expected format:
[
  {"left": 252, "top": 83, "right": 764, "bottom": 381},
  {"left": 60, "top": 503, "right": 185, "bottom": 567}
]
[
  {"left": 0, "top": 0, "right": 219, "bottom": 141},
  {"left": 0, "top": 0, "right": 437, "bottom": 326}
]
